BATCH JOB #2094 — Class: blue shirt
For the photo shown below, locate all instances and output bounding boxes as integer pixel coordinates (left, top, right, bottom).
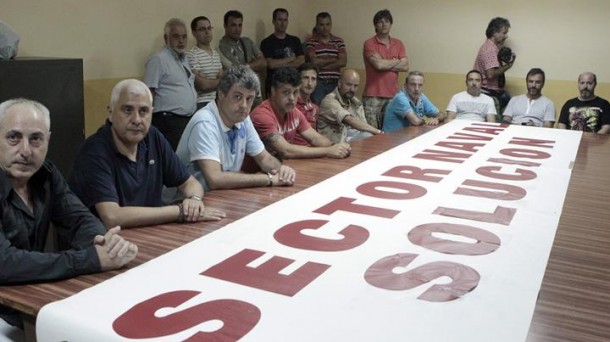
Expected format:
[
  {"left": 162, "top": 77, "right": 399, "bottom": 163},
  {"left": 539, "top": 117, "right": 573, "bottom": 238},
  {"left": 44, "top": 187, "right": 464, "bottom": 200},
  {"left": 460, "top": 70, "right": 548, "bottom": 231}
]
[
  {"left": 382, "top": 91, "right": 438, "bottom": 132},
  {"left": 69, "top": 121, "right": 190, "bottom": 215}
]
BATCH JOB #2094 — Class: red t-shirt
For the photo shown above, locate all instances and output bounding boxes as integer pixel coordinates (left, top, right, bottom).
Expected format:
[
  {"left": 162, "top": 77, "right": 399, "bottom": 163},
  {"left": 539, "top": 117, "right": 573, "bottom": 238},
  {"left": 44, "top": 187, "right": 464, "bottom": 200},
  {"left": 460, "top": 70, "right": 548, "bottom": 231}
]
[{"left": 251, "top": 99, "right": 312, "bottom": 146}]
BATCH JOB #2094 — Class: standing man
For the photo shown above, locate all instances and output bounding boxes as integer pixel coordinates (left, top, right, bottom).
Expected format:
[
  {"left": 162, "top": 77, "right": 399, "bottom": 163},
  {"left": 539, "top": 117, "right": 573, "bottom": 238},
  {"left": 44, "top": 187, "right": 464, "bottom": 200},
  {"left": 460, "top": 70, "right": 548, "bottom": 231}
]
[
  {"left": 176, "top": 66, "right": 296, "bottom": 191},
  {"left": 144, "top": 18, "right": 197, "bottom": 150},
  {"left": 0, "top": 98, "right": 137, "bottom": 329},
  {"left": 305, "top": 12, "right": 347, "bottom": 105},
  {"left": 382, "top": 71, "right": 444, "bottom": 133},
  {"left": 473, "top": 17, "right": 515, "bottom": 116},
  {"left": 260, "top": 8, "right": 305, "bottom": 96},
  {"left": 69, "top": 79, "right": 225, "bottom": 229},
  {"left": 558, "top": 72, "right": 610, "bottom": 133},
  {"left": 251, "top": 67, "right": 351, "bottom": 159},
  {"left": 187, "top": 16, "right": 223, "bottom": 110},
  {"left": 502, "top": 68, "right": 556, "bottom": 127},
  {"left": 446, "top": 70, "right": 497, "bottom": 122},
  {"left": 362, "top": 9, "right": 409, "bottom": 129},
  {"left": 218, "top": 10, "right": 267, "bottom": 99},
  {"left": 294, "top": 63, "right": 320, "bottom": 145},
  {"left": 318, "top": 69, "right": 383, "bottom": 143}
]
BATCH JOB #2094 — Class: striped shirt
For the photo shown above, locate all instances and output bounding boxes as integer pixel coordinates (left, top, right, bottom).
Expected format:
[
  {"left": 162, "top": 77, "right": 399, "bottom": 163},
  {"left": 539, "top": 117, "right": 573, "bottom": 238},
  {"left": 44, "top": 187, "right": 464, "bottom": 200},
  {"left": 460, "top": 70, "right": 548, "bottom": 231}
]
[
  {"left": 305, "top": 34, "right": 347, "bottom": 81},
  {"left": 186, "top": 46, "right": 222, "bottom": 104}
]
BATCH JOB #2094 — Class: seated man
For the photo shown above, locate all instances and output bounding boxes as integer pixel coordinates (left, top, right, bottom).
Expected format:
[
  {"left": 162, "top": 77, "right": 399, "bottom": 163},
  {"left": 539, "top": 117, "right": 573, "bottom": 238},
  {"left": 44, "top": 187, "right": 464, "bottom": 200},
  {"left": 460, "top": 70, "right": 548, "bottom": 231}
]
[
  {"left": 502, "top": 68, "right": 555, "bottom": 127},
  {"left": 0, "top": 98, "right": 137, "bottom": 330},
  {"left": 446, "top": 70, "right": 497, "bottom": 122},
  {"left": 294, "top": 63, "right": 320, "bottom": 145},
  {"left": 558, "top": 72, "right": 610, "bottom": 134},
  {"left": 69, "top": 79, "right": 225, "bottom": 229},
  {"left": 382, "top": 71, "right": 444, "bottom": 132},
  {"left": 318, "top": 68, "right": 383, "bottom": 143},
  {"left": 175, "top": 65, "right": 296, "bottom": 191},
  {"left": 251, "top": 67, "right": 351, "bottom": 159}
]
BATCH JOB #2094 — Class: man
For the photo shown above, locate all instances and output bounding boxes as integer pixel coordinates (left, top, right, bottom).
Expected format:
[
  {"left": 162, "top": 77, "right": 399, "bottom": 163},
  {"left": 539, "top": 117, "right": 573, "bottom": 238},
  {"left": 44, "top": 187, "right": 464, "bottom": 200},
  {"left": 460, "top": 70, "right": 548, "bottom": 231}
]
[
  {"left": 305, "top": 12, "right": 347, "bottom": 105},
  {"left": 502, "top": 68, "right": 556, "bottom": 128},
  {"left": 251, "top": 67, "right": 351, "bottom": 160},
  {"left": 176, "top": 66, "right": 296, "bottom": 191},
  {"left": 260, "top": 8, "right": 305, "bottom": 96},
  {"left": 144, "top": 18, "right": 197, "bottom": 150},
  {"left": 218, "top": 10, "right": 267, "bottom": 99},
  {"left": 318, "top": 69, "right": 383, "bottom": 143},
  {"left": 294, "top": 63, "right": 320, "bottom": 145},
  {"left": 69, "top": 79, "right": 225, "bottom": 229},
  {"left": 0, "top": 98, "right": 137, "bottom": 329},
  {"left": 362, "top": 9, "right": 409, "bottom": 129},
  {"left": 187, "top": 16, "right": 223, "bottom": 110},
  {"left": 473, "top": 17, "right": 515, "bottom": 115},
  {"left": 558, "top": 72, "right": 610, "bottom": 133},
  {"left": 446, "top": 70, "right": 497, "bottom": 122},
  {"left": 382, "top": 71, "right": 444, "bottom": 132}
]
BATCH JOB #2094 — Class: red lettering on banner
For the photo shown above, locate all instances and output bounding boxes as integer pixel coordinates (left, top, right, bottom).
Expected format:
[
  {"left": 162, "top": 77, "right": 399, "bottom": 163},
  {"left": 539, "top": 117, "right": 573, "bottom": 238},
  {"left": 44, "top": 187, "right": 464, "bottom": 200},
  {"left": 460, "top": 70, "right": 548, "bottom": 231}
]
[
  {"left": 455, "top": 179, "right": 526, "bottom": 200},
  {"left": 487, "top": 157, "right": 541, "bottom": 167},
  {"left": 408, "top": 223, "right": 501, "bottom": 255},
  {"left": 364, "top": 253, "right": 480, "bottom": 302},
  {"left": 356, "top": 181, "right": 427, "bottom": 200},
  {"left": 201, "top": 249, "right": 330, "bottom": 296},
  {"left": 462, "top": 126, "right": 505, "bottom": 135},
  {"left": 500, "top": 148, "right": 551, "bottom": 159},
  {"left": 476, "top": 165, "right": 537, "bottom": 181},
  {"left": 274, "top": 219, "right": 369, "bottom": 251},
  {"left": 314, "top": 197, "right": 400, "bottom": 219},
  {"left": 113, "top": 290, "right": 260, "bottom": 340},
  {"left": 413, "top": 149, "right": 471, "bottom": 164},
  {"left": 383, "top": 165, "right": 451, "bottom": 183},
  {"left": 509, "top": 137, "right": 556, "bottom": 149},
  {"left": 435, "top": 141, "right": 486, "bottom": 153},
  {"left": 433, "top": 205, "right": 516, "bottom": 225},
  {"left": 446, "top": 131, "right": 494, "bottom": 141}
]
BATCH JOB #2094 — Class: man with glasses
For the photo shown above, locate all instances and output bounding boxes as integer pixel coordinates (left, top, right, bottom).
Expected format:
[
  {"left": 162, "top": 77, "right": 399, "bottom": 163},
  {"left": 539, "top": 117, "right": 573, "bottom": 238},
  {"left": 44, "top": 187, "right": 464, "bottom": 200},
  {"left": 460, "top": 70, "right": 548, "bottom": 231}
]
[{"left": 187, "top": 16, "right": 223, "bottom": 110}]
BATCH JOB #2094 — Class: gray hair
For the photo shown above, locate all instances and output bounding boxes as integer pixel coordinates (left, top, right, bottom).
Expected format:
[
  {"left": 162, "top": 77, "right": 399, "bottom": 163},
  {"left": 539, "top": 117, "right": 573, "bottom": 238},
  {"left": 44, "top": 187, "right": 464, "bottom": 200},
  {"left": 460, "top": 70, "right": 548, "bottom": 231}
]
[
  {"left": 164, "top": 18, "right": 186, "bottom": 36},
  {"left": 0, "top": 98, "right": 51, "bottom": 130},
  {"left": 217, "top": 65, "right": 260, "bottom": 95},
  {"left": 110, "top": 79, "right": 153, "bottom": 108}
]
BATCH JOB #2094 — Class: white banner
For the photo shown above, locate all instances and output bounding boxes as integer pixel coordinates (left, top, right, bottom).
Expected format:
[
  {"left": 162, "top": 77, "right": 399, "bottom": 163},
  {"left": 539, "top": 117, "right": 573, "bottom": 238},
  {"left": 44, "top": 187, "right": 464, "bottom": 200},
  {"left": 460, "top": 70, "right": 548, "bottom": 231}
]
[{"left": 37, "top": 121, "right": 582, "bottom": 342}]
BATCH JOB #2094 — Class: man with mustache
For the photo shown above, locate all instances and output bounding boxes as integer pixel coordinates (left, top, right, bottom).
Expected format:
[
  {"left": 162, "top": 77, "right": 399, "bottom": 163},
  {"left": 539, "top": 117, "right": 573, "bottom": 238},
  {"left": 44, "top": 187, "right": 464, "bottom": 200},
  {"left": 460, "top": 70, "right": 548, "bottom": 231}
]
[
  {"left": 69, "top": 79, "right": 225, "bottom": 228},
  {"left": 250, "top": 67, "right": 350, "bottom": 159},
  {"left": 318, "top": 68, "right": 383, "bottom": 143},
  {"left": 502, "top": 68, "right": 556, "bottom": 128},
  {"left": 144, "top": 18, "right": 197, "bottom": 150},
  {"left": 293, "top": 63, "right": 320, "bottom": 146},
  {"left": 0, "top": 98, "right": 137, "bottom": 332},
  {"left": 446, "top": 70, "right": 497, "bottom": 122},
  {"left": 176, "top": 66, "right": 296, "bottom": 190},
  {"left": 558, "top": 72, "right": 610, "bottom": 134}
]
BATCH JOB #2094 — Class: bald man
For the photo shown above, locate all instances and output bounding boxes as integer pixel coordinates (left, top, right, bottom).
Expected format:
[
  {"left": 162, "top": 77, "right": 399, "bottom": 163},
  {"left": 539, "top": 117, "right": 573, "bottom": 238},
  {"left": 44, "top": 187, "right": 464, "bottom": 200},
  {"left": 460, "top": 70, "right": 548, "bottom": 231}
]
[
  {"left": 318, "top": 68, "right": 383, "bottom": 143},
  {"left": 69, "top": 79, "right": 225, "bottom": 229},
  {"left": 558, "top": 72, "right": 610, "bottom": 134}
]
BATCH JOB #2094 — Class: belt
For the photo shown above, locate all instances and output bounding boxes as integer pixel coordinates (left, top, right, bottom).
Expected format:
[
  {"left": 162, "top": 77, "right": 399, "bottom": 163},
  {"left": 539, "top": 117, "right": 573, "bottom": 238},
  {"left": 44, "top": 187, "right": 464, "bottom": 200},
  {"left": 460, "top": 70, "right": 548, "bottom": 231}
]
[
  {"left": 318, "top": 78, "right": 338, "bottom": 84},
  {"left": 153, "top": 111, "right": 191, "bottom": 118}
]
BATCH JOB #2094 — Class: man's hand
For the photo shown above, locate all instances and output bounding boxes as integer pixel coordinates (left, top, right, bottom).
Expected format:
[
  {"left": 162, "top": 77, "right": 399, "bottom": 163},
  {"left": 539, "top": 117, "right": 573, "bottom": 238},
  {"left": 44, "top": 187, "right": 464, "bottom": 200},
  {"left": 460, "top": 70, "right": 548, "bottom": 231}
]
[
  {"left": 94, "top": 226, "right": 137, "bottom": 271},
  {"left": 327, "top": 143, "right": 351, "bottom": 159},
  {"left": 201, "top": 207, "right": 226, "bottom": 221},
  {"left": 182, "top": 197, "right": 205, "bottom": 222},
  {"left": 423, "top": 116, "right": 440, "bottom": 126},
  {"left": 270, "top": 165, "right": 296, "bottom": 186}
]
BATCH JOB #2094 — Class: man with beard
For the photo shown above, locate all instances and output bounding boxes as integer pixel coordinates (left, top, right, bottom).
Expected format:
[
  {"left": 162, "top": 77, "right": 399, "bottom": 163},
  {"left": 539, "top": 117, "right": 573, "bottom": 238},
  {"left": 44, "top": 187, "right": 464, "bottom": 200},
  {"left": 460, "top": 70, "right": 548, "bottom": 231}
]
[
  {"left": 502, "top": 68, "right": 556, "bottom": 127},
  {"left": 251, "top": 67, "right": 350, "bottom": 159},
  {"left": 473, "top": 17, "right": 515, "bottom": 115},
  {"left": 558, "top": 72, "right": 610, "bottom": 134},
  {"left": 382, "top": 71, "right": 444, "bottom": 133},
  {"left": 69, "top": 79, "right": 225, "bottom": 228},
  {"left": 175, "top": 66, "right": 296, "bottom": 190},
  {"left": 187, "top": 16, "right": 223, "bottom": 110},
  {"left": 446, "top": 70, "right": 497, "bottom": 122},
  {"left": 318, "top": 69, "right": 383, "bottom": 143},
  {"left": 294, "top": 63, "right": 319, "bottom": 145},
  {"left": 144, "top": 18, "right": 197, "bottom": 150}
]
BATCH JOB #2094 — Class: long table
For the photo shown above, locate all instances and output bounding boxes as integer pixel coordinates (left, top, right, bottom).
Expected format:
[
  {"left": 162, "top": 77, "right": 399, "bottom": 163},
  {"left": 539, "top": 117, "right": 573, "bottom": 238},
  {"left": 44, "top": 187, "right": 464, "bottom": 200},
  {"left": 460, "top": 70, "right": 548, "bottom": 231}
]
[{"left": 1, "top": 125, "right": 609, "bottom": 341}]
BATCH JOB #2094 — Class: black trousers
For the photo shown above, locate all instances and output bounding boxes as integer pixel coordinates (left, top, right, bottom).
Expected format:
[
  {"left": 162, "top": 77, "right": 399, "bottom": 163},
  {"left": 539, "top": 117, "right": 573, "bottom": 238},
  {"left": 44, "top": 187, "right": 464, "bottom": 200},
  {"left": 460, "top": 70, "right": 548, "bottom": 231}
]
[{"left": 152, "top": 112, "right": 192, "bottom": 150}]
